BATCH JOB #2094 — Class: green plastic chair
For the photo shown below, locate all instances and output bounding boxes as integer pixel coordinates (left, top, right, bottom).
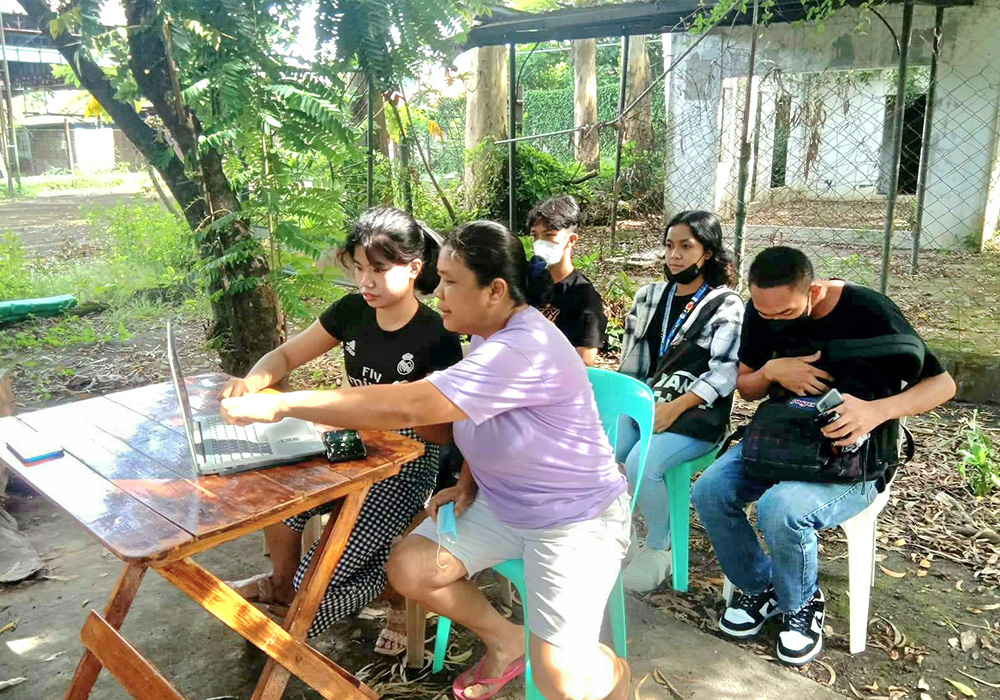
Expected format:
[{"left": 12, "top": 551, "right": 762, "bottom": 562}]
[
  {"left": 431, "top": 368, "right": 654, "bottom": 700},
  {"left": 663, "top": 443, "right": 722, "bottom": 592}
]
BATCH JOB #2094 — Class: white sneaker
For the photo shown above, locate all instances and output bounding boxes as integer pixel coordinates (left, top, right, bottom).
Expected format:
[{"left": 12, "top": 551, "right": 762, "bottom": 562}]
[
  {"left": 623, "top": 524, "right": 642, "bottom": 566},
  {"left": 622, "top": 548, "right": 672, "bottom": 593}
]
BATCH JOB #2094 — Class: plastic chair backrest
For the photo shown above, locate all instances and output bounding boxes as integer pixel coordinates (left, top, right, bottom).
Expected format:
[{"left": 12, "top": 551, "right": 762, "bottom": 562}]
[{"left": 587, "top": 367, "right": 655, "bottom": 515}]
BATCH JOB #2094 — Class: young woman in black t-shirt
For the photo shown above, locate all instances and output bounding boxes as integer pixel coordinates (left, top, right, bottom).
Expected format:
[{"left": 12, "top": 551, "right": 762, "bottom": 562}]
[{"left": 221, "top": 207, "right": 462, "bottom": 652}]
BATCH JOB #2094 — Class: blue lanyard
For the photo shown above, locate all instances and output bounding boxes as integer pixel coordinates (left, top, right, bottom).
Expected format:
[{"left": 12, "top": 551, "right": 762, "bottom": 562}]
[{"left": 659, "top": 283, "right": 709, "bottom": 357}]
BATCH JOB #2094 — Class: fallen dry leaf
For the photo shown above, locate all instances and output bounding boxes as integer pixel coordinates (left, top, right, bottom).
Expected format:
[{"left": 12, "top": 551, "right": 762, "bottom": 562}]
[
  {"left": 0, "top": 621, "right": 17, "bottom": 636},
  {"left": 956, "top": 669, "right": 1000, "bottom": 689},
  {"left": 918, "top": 677, "right": 930, "bottom": 690},
  {"left": 43, "top": 652, "right": 65, "bottom": 662},
  {"left": 447, "top": 649, "right": 472, "bottom": 664},
  {"left": 815, "top": 659, "right": 837, "bottom": 686},
  {"left": 961, "top": 630, "right": 978, "bottom": 652},
  {"left": 0, "top": 678, "right": 27, "bottom": 691},
  {"left": 881, "top": 566, "right": 907, "bottom": 579},
  {"left": 920, "top": 559, "right": 933, "bottom": 568},
  {"left": 633, "top": 672, "right": 650, "bottom": 700},
  {"left": 945, "top": 677, "right": 976, "bottom": 697}
]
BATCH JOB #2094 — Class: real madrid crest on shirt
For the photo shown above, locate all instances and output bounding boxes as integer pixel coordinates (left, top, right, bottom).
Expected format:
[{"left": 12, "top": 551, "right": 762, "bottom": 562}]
[{"left": 397, "top": 352, "right": 415, "bottom": 376}]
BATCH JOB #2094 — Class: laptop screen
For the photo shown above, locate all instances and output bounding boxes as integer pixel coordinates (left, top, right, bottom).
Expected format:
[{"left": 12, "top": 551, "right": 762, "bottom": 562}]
[{"left": 166, "top": 321, "right": 201, "bottom": 466}]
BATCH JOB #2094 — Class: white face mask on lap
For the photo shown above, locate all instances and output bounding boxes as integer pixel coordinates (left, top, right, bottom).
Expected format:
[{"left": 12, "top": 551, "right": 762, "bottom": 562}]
[{"left": 531, "top": 239, "right": 565, "bottom": 267}]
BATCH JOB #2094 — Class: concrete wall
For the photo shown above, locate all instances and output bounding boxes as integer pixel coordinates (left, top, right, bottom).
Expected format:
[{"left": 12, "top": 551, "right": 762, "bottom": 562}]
[
  {"left": 662, "top": 0, "right": 1000, "bottom": 250},
  {"left": 920, "top": 0, "right": 1000, "bottom": 249},
  {"left": 72, "top": 127, "right": 116, "bottom": 172}
]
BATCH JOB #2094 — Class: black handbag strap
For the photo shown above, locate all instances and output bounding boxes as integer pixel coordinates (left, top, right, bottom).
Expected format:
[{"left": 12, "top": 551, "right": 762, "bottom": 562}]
[
  {"left": 899, "top": 423, "right": 915, "bottom": 462},
  {"left": 650, "top": 290, "right": 737, "bottom": 378}
]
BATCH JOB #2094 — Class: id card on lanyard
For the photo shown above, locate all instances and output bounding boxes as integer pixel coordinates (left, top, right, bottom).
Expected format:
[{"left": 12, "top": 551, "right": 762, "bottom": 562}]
[{"left": 659, "top": 283, "right": 710, "bottom": 358}]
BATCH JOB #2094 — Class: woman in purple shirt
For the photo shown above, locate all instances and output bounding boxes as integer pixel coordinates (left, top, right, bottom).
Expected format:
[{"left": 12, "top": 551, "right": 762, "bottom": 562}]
[{"left": 221, "top": 221, "right": 632, "bottom": 700}]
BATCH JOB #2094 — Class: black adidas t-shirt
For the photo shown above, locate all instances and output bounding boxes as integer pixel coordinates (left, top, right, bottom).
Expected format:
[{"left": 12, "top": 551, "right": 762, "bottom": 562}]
[
  {"left": 539, "top": 270, "right": 608, "bottom": 350},
  {"left": 319, "top": 294, "right": 463, "bottom": 387},
  {"left": 740, "top": 282, "right": 944, "bottom": 397}
]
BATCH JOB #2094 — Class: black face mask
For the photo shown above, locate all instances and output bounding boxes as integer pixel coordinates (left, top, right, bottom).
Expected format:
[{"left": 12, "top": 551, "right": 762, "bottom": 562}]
[
  {"left": 764, "top": 300, "right": 812, "bottom": 333},
  {"left": 664, "top": 261, "right": 702, "bottom": 285}
]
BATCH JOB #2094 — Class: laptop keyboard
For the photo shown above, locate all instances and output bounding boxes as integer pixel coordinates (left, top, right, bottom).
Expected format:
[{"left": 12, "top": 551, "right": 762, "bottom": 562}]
[{"left": 201, "top": 416, "right": 273, "bottom": 462}]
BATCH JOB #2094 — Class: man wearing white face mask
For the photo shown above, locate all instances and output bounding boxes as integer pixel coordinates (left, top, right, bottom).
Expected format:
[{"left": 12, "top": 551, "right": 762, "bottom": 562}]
[{"left": 527, "top": 195, "right": 608, "bottom": 366}]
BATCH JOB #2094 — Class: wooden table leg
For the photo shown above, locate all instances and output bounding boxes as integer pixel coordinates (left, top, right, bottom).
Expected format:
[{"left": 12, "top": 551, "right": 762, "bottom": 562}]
[
  {"left": 158, "top": 555, "right": 375, "bottom": 700},
  {"left": 252, "top": 487, "right": 370, "bottom": 700},
  {"left": 405, "top": 598, "right": 426, "bottom": 669},
  {"left": 64, "top": 563, "right": 147, "bottom": 700},
  {"left": 79, "top": 611, "right": 187, "bottom": 700}
]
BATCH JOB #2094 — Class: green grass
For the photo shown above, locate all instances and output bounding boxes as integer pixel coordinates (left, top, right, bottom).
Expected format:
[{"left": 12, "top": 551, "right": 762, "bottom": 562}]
[{"left": 0, "top": 170, "right": 151, "bottom": 200}]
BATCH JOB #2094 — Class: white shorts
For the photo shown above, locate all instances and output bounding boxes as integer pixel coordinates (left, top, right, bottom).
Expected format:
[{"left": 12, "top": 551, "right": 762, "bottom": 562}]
[{"left": 412, "top": 491, "right": 631, "bottom": 650}]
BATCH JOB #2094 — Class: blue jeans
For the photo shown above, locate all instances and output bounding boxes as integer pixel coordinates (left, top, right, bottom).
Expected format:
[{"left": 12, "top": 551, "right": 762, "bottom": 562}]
[
  {"left": 617, "top": 417, "right": 715, "bottom": 551},
  {"left": 691, "top": 445, "right": 879, "bottom": 614}
]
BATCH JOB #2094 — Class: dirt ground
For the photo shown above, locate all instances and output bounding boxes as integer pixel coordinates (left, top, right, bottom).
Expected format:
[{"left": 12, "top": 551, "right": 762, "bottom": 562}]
[
  {"left": 3, "top": 196, "right": 1000, "bottom": 699},
  {"left": 0, "top": 192, "right": 154, "bottom": 257},
  {"left": 644, "top": 399, "right": 1000, "bottom": 700}
]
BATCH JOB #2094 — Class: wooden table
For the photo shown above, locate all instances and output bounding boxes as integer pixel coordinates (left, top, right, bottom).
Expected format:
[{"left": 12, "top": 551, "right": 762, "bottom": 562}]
[{"left": 0, "top": 373, "right": 423, "bottom": 700}]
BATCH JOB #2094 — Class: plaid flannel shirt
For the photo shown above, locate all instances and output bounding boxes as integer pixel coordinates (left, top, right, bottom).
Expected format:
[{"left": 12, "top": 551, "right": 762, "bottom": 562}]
[{"left": 619, "top": 282, "right": 744, "bottom": 407}]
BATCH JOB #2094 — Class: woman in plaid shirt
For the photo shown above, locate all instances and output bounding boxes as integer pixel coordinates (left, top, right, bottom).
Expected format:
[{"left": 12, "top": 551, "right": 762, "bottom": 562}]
[{"left": 617, "top": 210, "right": 744, "bottom": 592}]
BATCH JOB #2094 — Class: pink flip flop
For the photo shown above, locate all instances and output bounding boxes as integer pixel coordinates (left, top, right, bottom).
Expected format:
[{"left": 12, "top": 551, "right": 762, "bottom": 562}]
[{"left": 452, "top": 655, "right": 526, "bottom": 700}]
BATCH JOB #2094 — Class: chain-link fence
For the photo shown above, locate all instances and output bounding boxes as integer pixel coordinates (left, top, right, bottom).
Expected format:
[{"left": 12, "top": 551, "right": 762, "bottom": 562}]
[{"left": 423, "top": 2, "right": 1000, "bottom": 360}]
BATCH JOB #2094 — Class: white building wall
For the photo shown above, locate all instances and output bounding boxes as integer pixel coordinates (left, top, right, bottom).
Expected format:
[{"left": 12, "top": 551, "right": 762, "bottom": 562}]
[
  {"left": 661, "top": 0, "right": 1000, "bottom": 249},
  {"left": 71, "top": 127, "right": 116, "bottom": 172}
]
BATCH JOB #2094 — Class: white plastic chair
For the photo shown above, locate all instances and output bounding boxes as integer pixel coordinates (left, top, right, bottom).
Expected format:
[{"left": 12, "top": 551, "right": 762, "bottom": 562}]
[
  {"left": 721, "top": 480, "right": 892, "bottom": 654},
  {"left": 722, "top": 416, "right": 907, "bottom": 654}
]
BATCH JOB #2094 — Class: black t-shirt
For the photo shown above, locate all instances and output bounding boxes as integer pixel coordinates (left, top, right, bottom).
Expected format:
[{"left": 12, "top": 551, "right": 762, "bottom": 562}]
[
  {"left": 539, "top": 270, "right": 608, "bottom": 350},
  {"left": 646, "top": 289, "right": 694, "bottom": 379},
  {"left": 740, "top": 282, "right": 944, "bottom": 396},
  {"left": 319, "top": 294, "right": 463, "bottom": 387}
]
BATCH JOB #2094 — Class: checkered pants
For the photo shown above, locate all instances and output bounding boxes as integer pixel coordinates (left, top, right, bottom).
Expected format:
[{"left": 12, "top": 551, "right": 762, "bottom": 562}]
[{"left": 282, "top": 428, "right": 439, "bottom": 638}]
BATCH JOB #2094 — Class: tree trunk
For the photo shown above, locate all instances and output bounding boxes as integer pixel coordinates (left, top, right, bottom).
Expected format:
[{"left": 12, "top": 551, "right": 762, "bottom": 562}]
[
  {"left": 572, "top": 39, "right": 600, "bottom": 171},
  {"left": 123, "top": 0, "right": 280, "bottom": 375},
  {"left": 18, "top": 0, "right": 282, "bottom": 376},
  {"left": 624, "top": 35, "right": 654, "bottom": 154},
  {"left": 348, "top": 71, "right": 392, "bottom": 204},
  {"left": 463, "top": 45, "right": 508, "bottom": 200}
]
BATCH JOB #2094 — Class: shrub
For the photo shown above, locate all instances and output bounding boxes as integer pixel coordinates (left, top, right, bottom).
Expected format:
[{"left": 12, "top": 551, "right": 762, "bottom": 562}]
[
  {"left": 957, "top": 410, "right": 1000, "bottom": 497},
  {"left": 0, "top": 234, "right": 34, "bottom": 301},
  {"left": 465, "top": 139, "right": 591, "bottom": 232},
  {"left": 87, "top": 203, "right": 196, "bottom": 287}
]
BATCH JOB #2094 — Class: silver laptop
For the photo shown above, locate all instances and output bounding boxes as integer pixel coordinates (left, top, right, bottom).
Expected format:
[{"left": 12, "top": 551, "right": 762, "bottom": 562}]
[{"left": 166, "top": 322, "right": 326, "bottom": 476}]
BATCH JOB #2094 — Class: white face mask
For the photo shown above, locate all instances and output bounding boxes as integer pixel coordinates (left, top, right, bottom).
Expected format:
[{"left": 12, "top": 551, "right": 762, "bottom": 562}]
[{"left": 531, "top": 239, "right": 565, "bottom": 267}]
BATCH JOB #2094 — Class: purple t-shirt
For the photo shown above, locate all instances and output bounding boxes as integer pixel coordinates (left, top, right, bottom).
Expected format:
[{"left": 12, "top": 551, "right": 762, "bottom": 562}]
[{"left": 427, "top": 306, "right": 626, "bottom": 529}]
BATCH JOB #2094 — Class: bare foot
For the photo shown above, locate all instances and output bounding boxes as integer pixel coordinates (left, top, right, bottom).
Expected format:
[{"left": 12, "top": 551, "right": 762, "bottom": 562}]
[{"left": 228, "top": 572, "right": 294, "bottom": 606}]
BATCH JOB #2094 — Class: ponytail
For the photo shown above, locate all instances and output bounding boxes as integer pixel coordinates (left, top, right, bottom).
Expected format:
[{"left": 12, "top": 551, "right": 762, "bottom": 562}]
[{"left": 415, "top": 221, "right": 443, "bottom": 296}]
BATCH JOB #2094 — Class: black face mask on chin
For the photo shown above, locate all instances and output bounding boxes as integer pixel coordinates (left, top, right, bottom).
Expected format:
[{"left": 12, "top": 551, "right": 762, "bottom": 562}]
[{"left": 664, "top": 253, "right": 707, "bottom": 286}]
